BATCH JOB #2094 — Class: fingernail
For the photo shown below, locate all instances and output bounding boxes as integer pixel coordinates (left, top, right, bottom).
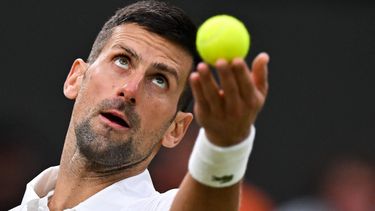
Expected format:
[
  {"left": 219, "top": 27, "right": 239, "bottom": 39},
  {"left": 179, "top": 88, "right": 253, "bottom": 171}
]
[
  {"left": 260, "top": 52, "right": 270, "bottom": 63},
  {"left": 215, "top": 58, "right": 228, "bottom": 67}
]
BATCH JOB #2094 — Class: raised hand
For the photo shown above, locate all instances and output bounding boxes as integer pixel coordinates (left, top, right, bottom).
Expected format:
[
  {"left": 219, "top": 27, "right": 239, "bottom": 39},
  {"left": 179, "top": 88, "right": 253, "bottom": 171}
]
[{"left": 190, "top": 53, "right": 269, "bottom": 146}]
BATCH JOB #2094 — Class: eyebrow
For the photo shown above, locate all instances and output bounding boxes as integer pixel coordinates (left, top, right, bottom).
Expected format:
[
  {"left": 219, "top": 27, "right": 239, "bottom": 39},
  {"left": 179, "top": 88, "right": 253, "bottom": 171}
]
[
  {"left": 152, "top": 63, "right": 180, "bottom": 84},
  {"left": 112, "top": 44, "right": 140, "bottom": 61}
]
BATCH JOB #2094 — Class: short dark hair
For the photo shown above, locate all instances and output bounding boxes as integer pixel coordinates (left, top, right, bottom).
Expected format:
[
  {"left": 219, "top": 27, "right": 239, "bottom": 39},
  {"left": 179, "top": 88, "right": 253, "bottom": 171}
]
[{"left": 87, "top": 0, "right": 199, "bottom": 112}]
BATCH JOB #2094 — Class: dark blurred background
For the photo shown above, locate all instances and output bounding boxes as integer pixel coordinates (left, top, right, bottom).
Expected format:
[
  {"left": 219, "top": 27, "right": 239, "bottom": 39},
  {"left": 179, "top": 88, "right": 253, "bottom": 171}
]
[{"left": 1, "top": 0, "right": 374, "bottom": 210}]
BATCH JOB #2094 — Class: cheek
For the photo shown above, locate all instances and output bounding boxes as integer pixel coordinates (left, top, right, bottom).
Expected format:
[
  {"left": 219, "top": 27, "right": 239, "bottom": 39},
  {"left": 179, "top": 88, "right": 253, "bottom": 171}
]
[
  {"left": 73, "top": 69, "right": 116, "bottom": 120},
  {"left": 138, "top": 95, "right": 177, "bottom": 130},
  {"left": 87, "top": 68, "right": 117, "bottom": 97}
]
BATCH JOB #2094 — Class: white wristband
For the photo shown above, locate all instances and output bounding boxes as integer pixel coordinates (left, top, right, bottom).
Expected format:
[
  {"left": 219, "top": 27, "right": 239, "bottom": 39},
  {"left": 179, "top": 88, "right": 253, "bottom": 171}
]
[{"left": 188, "top": 125, "right": 255, "bottom": 188}]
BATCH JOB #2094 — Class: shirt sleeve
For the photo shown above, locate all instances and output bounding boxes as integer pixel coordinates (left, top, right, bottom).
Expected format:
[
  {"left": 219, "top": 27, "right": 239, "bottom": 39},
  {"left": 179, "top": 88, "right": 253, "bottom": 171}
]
[
  {"left": 123, "top": 188, "right": 178, "bottom": 211},
  {"left": 154, "top": 189, "right": 179, "bottom": 211}
]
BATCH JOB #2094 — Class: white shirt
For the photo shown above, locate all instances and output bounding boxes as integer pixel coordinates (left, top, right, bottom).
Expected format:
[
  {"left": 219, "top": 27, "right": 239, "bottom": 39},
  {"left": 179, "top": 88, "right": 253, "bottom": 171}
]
[{"left": 10, "top": 166, "right": 178, "bottom": 211}]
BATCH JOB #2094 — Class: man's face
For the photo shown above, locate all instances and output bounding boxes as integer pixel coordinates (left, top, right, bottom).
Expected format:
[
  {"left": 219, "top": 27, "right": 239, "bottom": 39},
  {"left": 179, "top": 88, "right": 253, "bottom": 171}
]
[{"left": 67, "top": 23, "right": 193, "bottom": 170}]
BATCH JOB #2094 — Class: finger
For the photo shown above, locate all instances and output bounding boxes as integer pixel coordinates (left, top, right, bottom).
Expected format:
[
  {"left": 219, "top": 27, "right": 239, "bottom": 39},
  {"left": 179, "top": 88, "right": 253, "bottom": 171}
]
[
  {"left": 231, "top": 58, "right": 255, "bottom": 104},
  {"left": 251, "top": 52, "right": 269, "bottom": 96},
  {"left": 197, "top": 62, "right": 223, "bottom": 112},
  {"left": 190, "top": 71, "right": 210, "bottom": 112},
  {"left": 215, "top": 59, "right": 241, "bottom": 112}
]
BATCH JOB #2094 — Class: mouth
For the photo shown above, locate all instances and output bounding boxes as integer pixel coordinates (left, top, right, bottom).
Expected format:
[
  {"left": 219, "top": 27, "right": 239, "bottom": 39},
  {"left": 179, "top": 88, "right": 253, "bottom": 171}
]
[{"left": 100, "top": 111, "right": 130, "bottom": 129}]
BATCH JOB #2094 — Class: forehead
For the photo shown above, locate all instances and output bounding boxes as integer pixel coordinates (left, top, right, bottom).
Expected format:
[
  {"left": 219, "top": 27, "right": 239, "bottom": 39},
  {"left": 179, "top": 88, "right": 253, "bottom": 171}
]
[{"left": 102, "top": 23, "right": 193, "bottom": 82}]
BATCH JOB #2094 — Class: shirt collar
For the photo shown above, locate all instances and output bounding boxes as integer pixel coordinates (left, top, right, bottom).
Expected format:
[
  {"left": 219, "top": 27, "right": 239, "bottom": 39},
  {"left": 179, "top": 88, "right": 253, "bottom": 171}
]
[
  {"left": 21, "top": 166, "right": 157, "bottom": 210},
  {"left": 21, "top": 166, "right": 59, "bottom": 204}
]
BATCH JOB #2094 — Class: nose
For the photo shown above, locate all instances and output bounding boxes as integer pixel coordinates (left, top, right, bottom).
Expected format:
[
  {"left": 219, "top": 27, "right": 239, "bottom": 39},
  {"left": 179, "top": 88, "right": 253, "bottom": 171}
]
[{"left": 116, "top": 75, "right": 143, "bottom": 105}]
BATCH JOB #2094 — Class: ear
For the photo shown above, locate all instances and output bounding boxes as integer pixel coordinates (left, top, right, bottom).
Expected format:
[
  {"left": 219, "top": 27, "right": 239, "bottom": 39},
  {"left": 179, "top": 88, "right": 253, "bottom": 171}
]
[
  {"left": 162, "top": 112, "right": 193, "bottom": 148},
  {"left": 63, "top": 59, "right": 88, "bottom": 100}
]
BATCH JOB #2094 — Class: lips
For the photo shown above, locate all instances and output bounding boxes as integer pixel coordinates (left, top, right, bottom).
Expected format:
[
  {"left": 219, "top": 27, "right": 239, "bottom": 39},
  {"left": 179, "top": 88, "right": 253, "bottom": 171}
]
[{"left": 100, "top": 110, "right": 130, "bottom": 129}]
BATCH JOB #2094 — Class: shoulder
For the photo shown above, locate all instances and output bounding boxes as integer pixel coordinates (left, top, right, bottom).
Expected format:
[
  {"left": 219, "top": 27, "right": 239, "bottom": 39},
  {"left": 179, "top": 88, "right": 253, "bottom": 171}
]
[{"left": 124, "top": 188, "right": 179, "bottom": 211}]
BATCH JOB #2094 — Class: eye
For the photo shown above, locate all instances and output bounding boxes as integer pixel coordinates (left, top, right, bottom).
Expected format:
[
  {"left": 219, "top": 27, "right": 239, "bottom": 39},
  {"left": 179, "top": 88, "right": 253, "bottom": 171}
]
[
  {"left": 152, "top": 75, "right": 168, "bottom": 89},
  {"left": 114, "top": 56, "right": 130, "bottom": 70}
]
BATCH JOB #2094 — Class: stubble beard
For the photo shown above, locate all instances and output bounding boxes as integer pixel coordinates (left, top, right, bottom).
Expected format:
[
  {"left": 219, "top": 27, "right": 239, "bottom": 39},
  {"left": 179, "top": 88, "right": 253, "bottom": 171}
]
[
  {"left": 74, "top": 98, "right": 166, "bottom": 172},
  {"left": 75, "top": 118, "right": 137, "bottom": 169}
]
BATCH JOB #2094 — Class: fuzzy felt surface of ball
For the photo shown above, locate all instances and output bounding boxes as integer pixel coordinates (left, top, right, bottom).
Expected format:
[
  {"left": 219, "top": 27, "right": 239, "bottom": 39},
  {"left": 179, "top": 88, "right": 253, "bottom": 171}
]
[{"left": 196, "top": 15, "right": 251, "bottom": 65}]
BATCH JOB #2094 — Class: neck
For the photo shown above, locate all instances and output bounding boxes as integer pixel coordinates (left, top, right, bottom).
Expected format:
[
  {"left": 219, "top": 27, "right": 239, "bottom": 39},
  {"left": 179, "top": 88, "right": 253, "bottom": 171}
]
[{"left": 48, "top": 124, "right": 151, "bottom": 211}]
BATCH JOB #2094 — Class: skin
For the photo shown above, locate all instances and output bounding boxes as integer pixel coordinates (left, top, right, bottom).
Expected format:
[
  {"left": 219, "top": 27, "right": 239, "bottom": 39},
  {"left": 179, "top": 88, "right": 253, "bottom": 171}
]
[
  {"left": 48, "top": 22, "right": 269, "bottom": 210},
  {"left": 171, "top": 54, "right": 269, "bottom": 211},
  {"left": 49, "top": 23, "right": 193, "bottom": 210}
]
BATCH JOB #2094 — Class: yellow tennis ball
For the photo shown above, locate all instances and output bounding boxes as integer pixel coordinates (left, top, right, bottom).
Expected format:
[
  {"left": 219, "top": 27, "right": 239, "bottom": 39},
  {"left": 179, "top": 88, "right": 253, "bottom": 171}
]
[{"left": 196, "top": 15, "right": 250, "bottom": 66}]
